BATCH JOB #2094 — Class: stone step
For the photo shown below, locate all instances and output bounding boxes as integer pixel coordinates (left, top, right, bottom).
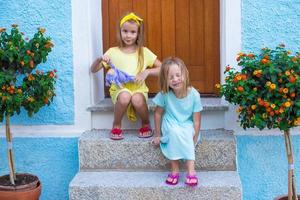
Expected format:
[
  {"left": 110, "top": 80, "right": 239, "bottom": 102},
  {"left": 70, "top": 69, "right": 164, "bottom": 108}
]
[
  {"left": 89, "top": 98, "right": 228, "bottom": 129},
  {"left": 69, "top": 171, "right": 242, "bottom": 200},
  {"left": 79, "top": 129, "right": 236, "bottom": 171}
]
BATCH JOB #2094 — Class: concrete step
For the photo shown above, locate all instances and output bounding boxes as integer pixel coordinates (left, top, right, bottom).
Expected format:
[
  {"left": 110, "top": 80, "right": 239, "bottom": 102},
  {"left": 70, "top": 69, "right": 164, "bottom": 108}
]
[
  {"left": 88, "top": 98, "right": 228, "bottom": 129},
  {"left": 69, "top": 171, "right": 242, "bottom": 200},
  {"left": 79, "top": 129, "right": 236, "bottom": 171}
]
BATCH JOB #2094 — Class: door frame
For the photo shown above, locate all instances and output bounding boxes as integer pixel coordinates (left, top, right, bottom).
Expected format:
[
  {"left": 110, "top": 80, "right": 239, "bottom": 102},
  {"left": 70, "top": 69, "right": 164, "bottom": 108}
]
[{"left": 88, "top": 0, "right": 242, "bottom": 104}]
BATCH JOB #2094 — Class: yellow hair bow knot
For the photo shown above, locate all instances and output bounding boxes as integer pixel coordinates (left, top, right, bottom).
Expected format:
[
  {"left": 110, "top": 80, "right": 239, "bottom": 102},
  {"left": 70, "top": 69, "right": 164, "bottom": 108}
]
[{"left": 120, "top": 12, "right": 143, "bottom": 27}]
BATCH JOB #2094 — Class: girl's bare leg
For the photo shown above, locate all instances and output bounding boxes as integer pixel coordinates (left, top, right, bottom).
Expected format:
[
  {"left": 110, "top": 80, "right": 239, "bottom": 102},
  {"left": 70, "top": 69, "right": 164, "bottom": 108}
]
[
  {"left": 113, "top": 91, "right": 131, "bottom": 128},
  {"left": 131, "top": 93, "right": 152, "bottom": 137},
  {"left": 131, "top": 93, "right": 150, "bottom": 125},
  {"left": 186, "top": 160, "right": 197, "bottom": 184},
  {"left": 166, "top": 160, "right": 180, "bottom": 184}
]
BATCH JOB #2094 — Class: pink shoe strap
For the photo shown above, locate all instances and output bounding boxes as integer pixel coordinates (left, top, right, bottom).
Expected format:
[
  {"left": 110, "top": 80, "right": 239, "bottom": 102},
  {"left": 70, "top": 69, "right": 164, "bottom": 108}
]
[{"left": 167, "top": 173, "right": 179, "bottom": 179}]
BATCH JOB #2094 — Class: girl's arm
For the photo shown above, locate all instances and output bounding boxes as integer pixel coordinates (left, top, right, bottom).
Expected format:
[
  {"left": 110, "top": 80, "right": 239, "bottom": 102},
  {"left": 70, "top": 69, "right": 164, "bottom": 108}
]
[
  {"left": 135, "top": 59, "right": 162, "bottom": 82},
  {"left": 147, "top": 59, "right": 162, "bottom": 76},
  {"left": 90, "top": 55, "right": 110, "bottom": 73},
  {"left": 152, "top": 106, "right": 164, "bottom": 145},
  {"left": 193, "top": 112, "right": 201, "bottom": 145},
  {"left": 90, "top": 58, "right": 103, "bottom": 73}
]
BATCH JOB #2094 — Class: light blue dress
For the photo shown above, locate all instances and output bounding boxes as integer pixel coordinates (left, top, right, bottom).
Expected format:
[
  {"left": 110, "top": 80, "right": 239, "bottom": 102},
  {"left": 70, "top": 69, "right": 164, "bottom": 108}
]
[{"left": 153, "top": 87, "right": 203, "bottom": 160}]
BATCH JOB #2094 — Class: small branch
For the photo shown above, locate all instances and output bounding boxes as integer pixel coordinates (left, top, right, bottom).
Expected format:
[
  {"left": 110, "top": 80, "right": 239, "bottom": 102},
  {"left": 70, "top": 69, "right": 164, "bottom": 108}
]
[
  {"left": 5, "top": 115, "right": 16, "bottom": 185},
  {"left": 284, "top": 129, "right": 298, "bottom": 200}
]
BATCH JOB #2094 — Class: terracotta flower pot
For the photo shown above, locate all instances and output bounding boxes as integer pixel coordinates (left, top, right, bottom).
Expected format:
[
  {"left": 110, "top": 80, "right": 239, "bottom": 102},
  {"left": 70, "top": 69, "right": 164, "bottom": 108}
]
[
  {"left": 274, "top": 195, "right": 300, "bottom": 200},
  {"left": 0, "top": 173, "right": 41, "bottom": 200}
]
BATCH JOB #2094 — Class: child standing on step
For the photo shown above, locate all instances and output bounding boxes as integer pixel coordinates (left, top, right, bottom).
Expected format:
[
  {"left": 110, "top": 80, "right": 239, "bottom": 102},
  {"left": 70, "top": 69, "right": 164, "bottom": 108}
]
[
  {"left": 152, "top": 57, "right": 202, "bottom": 186},
  {"left": 91, "top": 12, "right": 161, "bottom": 140}
]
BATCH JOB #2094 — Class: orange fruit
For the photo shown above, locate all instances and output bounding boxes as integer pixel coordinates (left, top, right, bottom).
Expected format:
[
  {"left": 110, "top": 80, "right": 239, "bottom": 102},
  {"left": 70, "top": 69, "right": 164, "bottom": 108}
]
[
  {"left": 289, "top": 76, "right": 296, "bottom": 83},
  {"left": 261, "top": 59, "right": 268, "bottom": 64},
  {"left": 237, "top": 86, "right": 244, "bottom": 92}
]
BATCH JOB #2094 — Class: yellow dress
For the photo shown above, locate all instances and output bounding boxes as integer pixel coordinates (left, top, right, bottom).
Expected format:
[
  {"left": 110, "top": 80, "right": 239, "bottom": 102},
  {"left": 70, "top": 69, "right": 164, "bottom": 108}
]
[{"left": 103, "top": 47, "right": 157, "bottom": 121}]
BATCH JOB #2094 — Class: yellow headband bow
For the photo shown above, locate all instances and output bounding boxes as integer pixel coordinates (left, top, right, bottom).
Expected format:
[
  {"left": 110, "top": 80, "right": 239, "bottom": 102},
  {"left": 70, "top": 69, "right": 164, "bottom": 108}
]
[{"left": 120, "top": 13, "right": 143, "bottom": 27}]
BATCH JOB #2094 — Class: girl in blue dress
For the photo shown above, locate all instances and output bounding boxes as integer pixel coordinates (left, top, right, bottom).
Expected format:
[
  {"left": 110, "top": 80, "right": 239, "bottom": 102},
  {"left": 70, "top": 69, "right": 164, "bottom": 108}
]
[{"left": 152, "top": 57, "right": 202, "bottom": 186}]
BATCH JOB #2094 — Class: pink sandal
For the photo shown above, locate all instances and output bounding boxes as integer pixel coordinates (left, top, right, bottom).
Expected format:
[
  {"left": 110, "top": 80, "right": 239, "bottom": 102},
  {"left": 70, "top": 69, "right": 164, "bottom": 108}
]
[
  {"left": 110, "top": 128, "right": 123, "bottom": 140},
  {"left": 185, "top": 174, "right": 198, "bottom": 187},
  {"left": 165, "top": 173, "right": 179, "bottom": 185},
  {"left": 138, "top": 125, "right": 153, "bottom": 138}
]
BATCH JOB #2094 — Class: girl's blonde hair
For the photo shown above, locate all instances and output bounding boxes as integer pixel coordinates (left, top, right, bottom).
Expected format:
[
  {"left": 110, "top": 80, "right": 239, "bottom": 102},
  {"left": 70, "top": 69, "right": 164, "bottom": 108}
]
[
  {"left": 117, "top": 12, "right": 144, "bottom": 73},
  {"left": 159, "top": 57, "right": 190, "bottom": 95}
]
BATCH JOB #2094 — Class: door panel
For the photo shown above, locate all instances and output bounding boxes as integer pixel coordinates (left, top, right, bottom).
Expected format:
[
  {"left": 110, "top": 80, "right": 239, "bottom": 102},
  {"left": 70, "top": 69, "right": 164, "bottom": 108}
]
[{"left": 102, "top": 0, "right": 220, "bottom": 96}]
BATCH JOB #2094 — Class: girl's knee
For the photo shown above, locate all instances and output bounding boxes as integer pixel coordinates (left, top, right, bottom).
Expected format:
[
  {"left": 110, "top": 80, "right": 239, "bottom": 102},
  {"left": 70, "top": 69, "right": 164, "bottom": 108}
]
[
  {"left": 117, "top": 92, "right": 131, "bottom": 105},
  {"left": 131, "top": 94, "right": 146, "bottom": 108}
]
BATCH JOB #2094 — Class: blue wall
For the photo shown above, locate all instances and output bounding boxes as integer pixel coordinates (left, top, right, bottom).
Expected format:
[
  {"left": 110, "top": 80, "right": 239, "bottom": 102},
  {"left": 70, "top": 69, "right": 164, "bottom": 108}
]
[
  {"left": 0, "top": 138, "right": 78, "bottom": 200},
  {"left": 242, "top": 0, "right": 300, "bottom": 52},
  {"left": 238, "top": 135, "right": 300, "bottom": 200},
  {"left": 0, "top": 0, "right": 74, "bottom": 124},
  {"left": 241, "top": 1, "right": 300, "bottom": 198},
  {"left": 1, "top": 136, "right": 299, "bottom": 200},
  {"left": 238, "top": 0, "right": 300, "bottom": 197}
]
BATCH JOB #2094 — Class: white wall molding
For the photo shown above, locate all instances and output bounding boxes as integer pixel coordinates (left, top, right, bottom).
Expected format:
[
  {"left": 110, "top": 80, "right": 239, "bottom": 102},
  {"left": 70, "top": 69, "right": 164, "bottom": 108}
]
[
  {"left": 0, "top": 125, "right": 83, "bottom": 137},
  {"left": 220, "top": 0, "right": 242, "bottom": 84},
  {"left": 89, "top": 0, "right": 105, "bottom": 104},
  {"left": 220, "top": 0, "right": 242, "bottom": 132}
]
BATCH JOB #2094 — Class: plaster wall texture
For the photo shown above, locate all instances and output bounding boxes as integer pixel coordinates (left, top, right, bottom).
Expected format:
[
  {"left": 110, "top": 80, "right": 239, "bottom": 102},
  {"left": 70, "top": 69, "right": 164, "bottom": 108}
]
[
  {"left": 0, "top": 138, "right": 79, "bottom": 200},
  {"left": 238, "top": 135, "right": 300, "bottom": 200},
  {"left": 0, "top": 0, "right": 74, "bottom": 124},
  {"left": 242, "top": 0, "right": 300, "bottom": 52}
]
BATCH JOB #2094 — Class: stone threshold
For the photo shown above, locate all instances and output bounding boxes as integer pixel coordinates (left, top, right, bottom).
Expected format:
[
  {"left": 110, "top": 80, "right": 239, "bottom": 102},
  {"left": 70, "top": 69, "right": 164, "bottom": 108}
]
[{"left": 88, "top": 97, "right": 228, "bottom": 112}]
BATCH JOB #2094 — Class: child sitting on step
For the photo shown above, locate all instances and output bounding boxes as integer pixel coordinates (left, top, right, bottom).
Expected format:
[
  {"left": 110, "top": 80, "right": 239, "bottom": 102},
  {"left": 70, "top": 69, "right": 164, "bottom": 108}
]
[
  {"left": 152, "top": 57, "right": 202, "bottom": 186},
  {"left": 91, "top": 12, "right": 161, "bottom": 140}
]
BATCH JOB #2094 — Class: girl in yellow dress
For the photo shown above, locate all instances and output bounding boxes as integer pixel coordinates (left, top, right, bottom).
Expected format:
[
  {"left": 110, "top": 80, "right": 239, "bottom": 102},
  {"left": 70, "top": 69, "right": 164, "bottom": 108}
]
[{"left": 91, "top": 12, "right": 161, "bottom": 140}]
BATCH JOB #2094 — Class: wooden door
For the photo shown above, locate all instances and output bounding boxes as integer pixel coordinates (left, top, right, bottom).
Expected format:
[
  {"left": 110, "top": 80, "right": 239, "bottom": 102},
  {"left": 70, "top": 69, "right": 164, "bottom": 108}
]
[{"left": 102, "top": 0, "right": 220, "bottom": 96}]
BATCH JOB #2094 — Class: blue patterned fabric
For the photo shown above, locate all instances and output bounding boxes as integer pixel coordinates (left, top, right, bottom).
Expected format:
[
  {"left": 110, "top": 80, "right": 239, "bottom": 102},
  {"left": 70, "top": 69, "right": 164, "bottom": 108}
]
[{"left": 105, "top": 62, "right": 135, "bottom": 87}]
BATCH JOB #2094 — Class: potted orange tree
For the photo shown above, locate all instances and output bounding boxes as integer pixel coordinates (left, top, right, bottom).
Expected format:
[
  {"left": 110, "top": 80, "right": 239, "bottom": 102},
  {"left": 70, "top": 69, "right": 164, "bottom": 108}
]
[
  {"left": 0, "top": 24, "right": 57, "bottom": 199},
  {"left": 216, "top": 44, "right": 300, "bottom": 200}
]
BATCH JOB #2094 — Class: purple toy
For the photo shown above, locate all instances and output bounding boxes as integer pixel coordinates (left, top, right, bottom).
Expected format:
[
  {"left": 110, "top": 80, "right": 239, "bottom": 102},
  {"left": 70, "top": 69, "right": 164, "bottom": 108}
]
[{"left": 105, "top": 62, "right": 135, "bottom": 87}]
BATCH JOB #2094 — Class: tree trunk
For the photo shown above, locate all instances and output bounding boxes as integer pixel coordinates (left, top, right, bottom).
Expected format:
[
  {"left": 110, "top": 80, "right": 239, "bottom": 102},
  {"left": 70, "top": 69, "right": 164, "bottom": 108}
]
[
  {"left": 284, "top": 129, "right": 298, "bottom": 200},
  {"left": 5, "top": 115, "right": 16, "bottom": 185}
]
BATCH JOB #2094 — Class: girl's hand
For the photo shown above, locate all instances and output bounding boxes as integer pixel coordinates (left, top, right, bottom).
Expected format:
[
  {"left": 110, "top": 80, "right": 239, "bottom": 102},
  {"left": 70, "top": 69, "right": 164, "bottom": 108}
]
[
  {"left": 91, "top": 57, "right": 106, "bottom": 73},
  {"left": 101, "top": 55, "right": 110, "bottom": 64},
  {"left": 193, "top": 135, "right": 199, "bottom": 146},
  {"left": 151, "top": 136, "right": 161, "bottom": 146},
  {"left": 135, "top": 69, "right": 149, "bottom": 83}
]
